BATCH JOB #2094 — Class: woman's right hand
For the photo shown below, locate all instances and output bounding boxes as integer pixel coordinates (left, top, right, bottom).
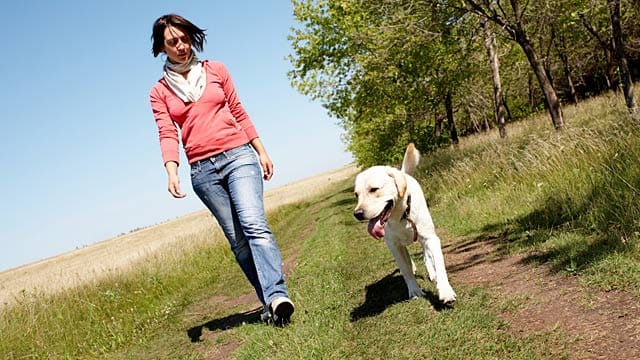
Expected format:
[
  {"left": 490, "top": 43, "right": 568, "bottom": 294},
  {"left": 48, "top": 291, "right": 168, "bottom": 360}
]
[{"left": 165, "top": 161, "right": 186, "bottom": 198}]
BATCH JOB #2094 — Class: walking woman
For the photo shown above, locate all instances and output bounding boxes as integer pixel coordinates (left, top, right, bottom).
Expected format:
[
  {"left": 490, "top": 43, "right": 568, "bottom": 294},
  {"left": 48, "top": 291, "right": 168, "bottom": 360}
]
[{"left": 148, "top": 14, "right": 294, "bottom": 325}]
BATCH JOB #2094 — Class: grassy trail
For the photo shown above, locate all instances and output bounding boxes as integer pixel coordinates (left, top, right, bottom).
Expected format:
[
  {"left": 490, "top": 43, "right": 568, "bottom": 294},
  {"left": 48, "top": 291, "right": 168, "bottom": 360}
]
[{"left": 136, "top": 181, "right": 568, "bottom": 360}]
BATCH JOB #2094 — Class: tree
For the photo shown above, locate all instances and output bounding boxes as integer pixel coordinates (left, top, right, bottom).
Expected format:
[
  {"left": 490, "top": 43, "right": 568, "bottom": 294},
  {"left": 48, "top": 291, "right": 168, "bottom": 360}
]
[
  {"left": 580, "top": 11, "right": 618, "bottom": 92},
  {"left": 481, "top": 18, "right": 507, "bottom": 137},
  {"left": 462, "top": 0, "right": 565, "bottom": 129},
  {"left": 609, "top": 0, "right": 639, "bottom": 118},
  {"left": 289, "top": 0, "right": 472, "bottom": 165},
  {"left": 289, "top": 0, "right": 640, "bottom": 164}
]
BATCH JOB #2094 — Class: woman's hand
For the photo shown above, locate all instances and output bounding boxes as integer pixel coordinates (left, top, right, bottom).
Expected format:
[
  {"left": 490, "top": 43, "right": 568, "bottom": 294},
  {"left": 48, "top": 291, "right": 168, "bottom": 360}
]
[
  {"left": 259, "top": 153, "right": 274, "bottom": 181},
  {"left": 250, "top": 138, "right": 274, "bottom": 181},
  {"left": 165, "top": 161, "right": 186, "bottom": 198}
]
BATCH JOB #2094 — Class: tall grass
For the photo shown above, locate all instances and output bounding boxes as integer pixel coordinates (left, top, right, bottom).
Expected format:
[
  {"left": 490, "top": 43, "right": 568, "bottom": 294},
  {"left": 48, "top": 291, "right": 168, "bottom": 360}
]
[
  {"left": 1, "top": 92, "right": 638, "bottom": 358},
  {"left": 422, "top": 93, "right": 640, "bottom": 292}
]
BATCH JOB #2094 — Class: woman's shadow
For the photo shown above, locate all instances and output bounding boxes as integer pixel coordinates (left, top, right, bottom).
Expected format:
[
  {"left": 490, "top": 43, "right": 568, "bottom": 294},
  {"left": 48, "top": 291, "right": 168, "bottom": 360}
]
[
  {"left": 187, "top": 307, "right": 262, "bottom": 342},
  {"left": 350, "top": 270, "right": 449, "bottom": 321}
]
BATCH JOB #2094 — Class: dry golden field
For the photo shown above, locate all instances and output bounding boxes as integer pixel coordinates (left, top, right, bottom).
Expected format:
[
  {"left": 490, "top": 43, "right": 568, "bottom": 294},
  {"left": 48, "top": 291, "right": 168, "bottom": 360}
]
[{"left": 0, "top": 164, "right": 358, "bottom": 306}]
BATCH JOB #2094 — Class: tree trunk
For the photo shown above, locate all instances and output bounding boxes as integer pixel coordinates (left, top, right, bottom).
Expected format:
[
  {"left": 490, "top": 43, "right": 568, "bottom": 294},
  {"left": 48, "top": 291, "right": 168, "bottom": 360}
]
[
  {"left": 406, "top": 112, "right": 415, "bottom": 137},
  {"left": 503, "top": 94, "right": 512, "bottom": 121},
  {"left": 516, "top": 28, "right": 565, "bottom": 129},
  {"left": 463, "top": 0, "right": 564, "bottom": 128},
  {"left": 528, "top": 73, "right": 535, "bottom": 108},
  {"left": 609, "top": 0, "right": 639, "bottom": 118},
  {"left": 580, "top": 14, "right": 618, "bottom": 92},
  {"left": 445, "top": 91, "right": 459, "bottom": 144},
  {"left": 542, "top": 30, "right": 555, "bottom": 89},
  {"left": 434, "top": 113, "right": 442, "bottom": 138},
  {"left": 482, "top": 18, "right": 507, "bottom": 138},
  {"left": 555, "top": 32, "right": 578, "bottom": 103}
]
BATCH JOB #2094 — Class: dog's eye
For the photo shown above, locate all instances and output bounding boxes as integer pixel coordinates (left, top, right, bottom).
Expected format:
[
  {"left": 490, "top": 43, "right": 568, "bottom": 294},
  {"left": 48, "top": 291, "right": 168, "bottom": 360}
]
[
  {"left": 354, "top": 192, "right": 359, "bottom": 199},
  {"left": 369, "top": 187, "right": 379, "bottom": 193}
]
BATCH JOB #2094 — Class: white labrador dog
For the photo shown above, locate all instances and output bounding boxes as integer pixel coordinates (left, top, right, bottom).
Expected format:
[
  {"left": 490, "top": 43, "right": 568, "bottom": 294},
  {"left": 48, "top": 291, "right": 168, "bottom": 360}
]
[{"left": 353, "top": 143, "right": 457, "bottom": 304}]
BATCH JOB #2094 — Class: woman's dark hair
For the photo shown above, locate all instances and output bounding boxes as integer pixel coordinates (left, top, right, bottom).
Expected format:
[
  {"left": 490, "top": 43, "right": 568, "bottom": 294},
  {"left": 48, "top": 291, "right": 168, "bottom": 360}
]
[{"left": 151, "top": 14, "right": 206, "bottom": 57}]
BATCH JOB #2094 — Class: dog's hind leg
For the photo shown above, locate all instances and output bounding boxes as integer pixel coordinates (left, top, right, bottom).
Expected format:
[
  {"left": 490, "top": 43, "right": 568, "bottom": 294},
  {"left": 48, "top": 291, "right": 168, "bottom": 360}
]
[{"left": 385, "top": 239, "right": 424, "bottom": 299}]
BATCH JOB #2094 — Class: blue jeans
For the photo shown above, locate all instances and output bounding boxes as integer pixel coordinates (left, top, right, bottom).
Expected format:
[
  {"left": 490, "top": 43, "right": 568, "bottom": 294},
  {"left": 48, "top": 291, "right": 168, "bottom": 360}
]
[{"left": 190, "top": 144, "right": 289, "bottom": 306}]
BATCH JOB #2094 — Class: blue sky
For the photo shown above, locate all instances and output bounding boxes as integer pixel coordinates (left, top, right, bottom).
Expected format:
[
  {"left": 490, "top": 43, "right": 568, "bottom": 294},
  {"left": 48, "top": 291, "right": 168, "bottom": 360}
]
[{"left": 0, "top": 1, "right": 353, "bottom": 272}]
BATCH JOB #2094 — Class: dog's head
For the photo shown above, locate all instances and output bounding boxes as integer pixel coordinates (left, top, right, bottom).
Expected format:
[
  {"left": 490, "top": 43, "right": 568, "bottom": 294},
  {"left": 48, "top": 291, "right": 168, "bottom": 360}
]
[{"left": 353, "top": 166, "right": 407, "bottom": 239}]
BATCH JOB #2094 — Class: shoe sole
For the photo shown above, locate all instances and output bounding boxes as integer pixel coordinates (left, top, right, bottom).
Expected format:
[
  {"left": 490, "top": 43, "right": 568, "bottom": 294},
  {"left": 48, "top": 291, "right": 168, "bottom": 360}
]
[{"left": 271, "top": 299, "right": 294, "bottom": 326}]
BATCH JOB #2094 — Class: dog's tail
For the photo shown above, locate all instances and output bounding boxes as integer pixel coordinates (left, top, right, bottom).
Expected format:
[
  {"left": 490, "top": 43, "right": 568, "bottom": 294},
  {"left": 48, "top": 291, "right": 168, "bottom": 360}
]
[{"left": 400, "top": 143, "right": 420, "bottom": 175}]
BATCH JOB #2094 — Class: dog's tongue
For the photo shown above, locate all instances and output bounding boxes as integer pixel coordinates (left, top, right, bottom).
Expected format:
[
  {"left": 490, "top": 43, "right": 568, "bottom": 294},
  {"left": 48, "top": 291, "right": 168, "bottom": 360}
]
[{"left": 367, "top": 219, "right": 385, "bottom": 239}]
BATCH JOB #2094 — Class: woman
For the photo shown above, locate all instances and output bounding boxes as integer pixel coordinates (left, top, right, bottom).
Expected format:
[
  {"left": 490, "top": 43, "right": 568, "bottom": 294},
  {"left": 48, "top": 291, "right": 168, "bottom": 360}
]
[{"left": 149, "top": 14, "right": 294, "bottom": 325}]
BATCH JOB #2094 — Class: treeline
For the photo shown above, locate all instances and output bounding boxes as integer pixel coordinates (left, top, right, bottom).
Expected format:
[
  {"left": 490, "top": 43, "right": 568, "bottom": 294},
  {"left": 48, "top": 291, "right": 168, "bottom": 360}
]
[{"left": 288, "top": 0, "right": 640, "bottom": 166}]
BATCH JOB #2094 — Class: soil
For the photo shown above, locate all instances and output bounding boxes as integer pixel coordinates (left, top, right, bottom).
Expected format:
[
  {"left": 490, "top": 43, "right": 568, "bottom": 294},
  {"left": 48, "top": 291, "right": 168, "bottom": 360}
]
[{"left": 443, "top": 234, "right": 640, "bottom": 360}]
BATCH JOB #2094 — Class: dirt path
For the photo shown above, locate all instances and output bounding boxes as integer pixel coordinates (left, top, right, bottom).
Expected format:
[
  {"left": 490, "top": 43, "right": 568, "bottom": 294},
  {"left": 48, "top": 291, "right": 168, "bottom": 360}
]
[
  {"left": 444, "top": 235, "right": 640, "bottom": 360},
  {"left": 186, "top": 243, "right": 303, "bottom": 360}
]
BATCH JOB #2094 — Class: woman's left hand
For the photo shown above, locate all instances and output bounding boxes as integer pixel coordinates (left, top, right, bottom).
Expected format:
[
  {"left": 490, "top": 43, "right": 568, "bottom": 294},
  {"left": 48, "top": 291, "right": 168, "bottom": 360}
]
[
  {"left": 250, "top": 138, "right": 274, "bottom": 180},
  {"left": 259, "top": 154, "right": 274, "bottom": 180}
]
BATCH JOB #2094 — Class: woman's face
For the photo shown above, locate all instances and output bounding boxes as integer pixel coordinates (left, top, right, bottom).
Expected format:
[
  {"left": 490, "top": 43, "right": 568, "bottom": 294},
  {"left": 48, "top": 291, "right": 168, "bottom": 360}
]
[{"left": 162, "top": 26, "right": 192, "bottom": 64}]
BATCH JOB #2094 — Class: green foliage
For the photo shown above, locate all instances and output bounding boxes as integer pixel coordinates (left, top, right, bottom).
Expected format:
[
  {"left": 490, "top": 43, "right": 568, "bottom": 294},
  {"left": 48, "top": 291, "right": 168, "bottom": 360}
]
[
  {"left": 289, "top": 0, "right": 640, "bottom": 166},
  {"left": 290, "top": 0, "right": 477, "bottom": 166}
]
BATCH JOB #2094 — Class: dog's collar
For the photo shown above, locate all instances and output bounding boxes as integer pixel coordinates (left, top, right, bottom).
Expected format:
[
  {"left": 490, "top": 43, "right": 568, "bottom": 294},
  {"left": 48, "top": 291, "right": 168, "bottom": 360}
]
[
  {"left": 402, "top": 195, "right": 418, "bottom": 242},
  {"left": 402, "top": 194, "right": 412, "bottom": 220}
]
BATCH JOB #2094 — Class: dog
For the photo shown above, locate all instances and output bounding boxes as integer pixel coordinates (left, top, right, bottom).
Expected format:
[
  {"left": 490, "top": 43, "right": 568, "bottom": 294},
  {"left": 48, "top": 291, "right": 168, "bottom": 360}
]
[{"left": 353, "top": 143, "right": 456, "bottom": 304}]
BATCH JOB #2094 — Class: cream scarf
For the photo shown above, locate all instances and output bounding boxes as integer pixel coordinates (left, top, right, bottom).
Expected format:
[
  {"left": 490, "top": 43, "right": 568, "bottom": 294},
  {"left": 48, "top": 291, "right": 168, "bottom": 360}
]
[{"left": 163, "top": 53, "right": 206, "bottom": 103}]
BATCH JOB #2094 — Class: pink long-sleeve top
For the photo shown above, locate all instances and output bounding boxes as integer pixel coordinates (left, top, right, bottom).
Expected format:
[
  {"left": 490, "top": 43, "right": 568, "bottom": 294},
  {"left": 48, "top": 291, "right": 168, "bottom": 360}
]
[{"left": 149, "top": 60, "right": 259, "bottom": 165}]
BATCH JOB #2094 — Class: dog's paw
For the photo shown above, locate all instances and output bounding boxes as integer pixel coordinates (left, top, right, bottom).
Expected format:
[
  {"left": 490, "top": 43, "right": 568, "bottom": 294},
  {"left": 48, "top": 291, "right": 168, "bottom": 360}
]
[{"left": 438, "top": 286, "right": 457, "bottom": 304}]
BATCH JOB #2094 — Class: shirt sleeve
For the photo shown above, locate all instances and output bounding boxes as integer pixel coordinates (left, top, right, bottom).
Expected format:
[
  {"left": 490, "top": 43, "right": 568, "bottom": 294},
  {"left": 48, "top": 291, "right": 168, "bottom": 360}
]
[
  {"left": 149, "top": 85, "right": 181, "bottom": 165},
  {"left": 215, "top": 62, "right": 259, "bottom": 141}
]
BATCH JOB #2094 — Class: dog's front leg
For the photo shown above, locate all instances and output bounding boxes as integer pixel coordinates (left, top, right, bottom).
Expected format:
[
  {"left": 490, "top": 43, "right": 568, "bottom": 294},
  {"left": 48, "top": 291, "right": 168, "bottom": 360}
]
[
  {"left": 422, "top": 247, "right": 437, "bottom": 282},
  {"left": 385, "top": 238, "right": 423, "bottom": 299},
  {"left": 422, "top": 234, "right": 457, "bottom": 304}
]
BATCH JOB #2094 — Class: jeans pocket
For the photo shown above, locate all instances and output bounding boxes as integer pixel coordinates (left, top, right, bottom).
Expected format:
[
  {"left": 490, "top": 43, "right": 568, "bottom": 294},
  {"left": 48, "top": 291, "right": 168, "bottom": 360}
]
[
  {"left": 225, "top": 144, "right": 255, "bottom": 163},
  {"left": 190, "top": 162, "right": 203, "bottom": 180}
]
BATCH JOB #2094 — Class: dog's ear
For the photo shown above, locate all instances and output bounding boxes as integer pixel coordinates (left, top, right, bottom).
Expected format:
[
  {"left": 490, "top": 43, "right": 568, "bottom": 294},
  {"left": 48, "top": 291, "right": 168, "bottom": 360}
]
[{"left": 386, "top": 168, "right": 407, "bottom": 198}]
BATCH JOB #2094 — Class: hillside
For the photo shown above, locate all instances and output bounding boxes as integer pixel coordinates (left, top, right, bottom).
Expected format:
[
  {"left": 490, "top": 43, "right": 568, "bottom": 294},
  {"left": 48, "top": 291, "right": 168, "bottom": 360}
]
[{"left": 0, "top": 164, "right": 358, "bottom": 307}]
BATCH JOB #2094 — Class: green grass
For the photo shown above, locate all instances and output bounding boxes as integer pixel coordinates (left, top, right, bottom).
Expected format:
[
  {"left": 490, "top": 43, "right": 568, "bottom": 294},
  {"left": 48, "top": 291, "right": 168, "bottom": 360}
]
[
  {"left": 229, "top": 186, "right": 564, "bottom": 360},
  {"left": 0, "top": 181, "right": 569, "bottom": 360},
  {"left": 423, "top": 93, "right": 640, "bottom": 294},
  {"left": 1, "top": 91, "right": 638, "bottom": 358}
]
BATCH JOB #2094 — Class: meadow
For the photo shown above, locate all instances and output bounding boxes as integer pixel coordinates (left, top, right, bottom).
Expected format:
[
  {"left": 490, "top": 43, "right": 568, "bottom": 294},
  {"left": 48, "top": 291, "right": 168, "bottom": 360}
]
[{"left": 0, "top": 92, "right": 638, "bottom": 359}]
